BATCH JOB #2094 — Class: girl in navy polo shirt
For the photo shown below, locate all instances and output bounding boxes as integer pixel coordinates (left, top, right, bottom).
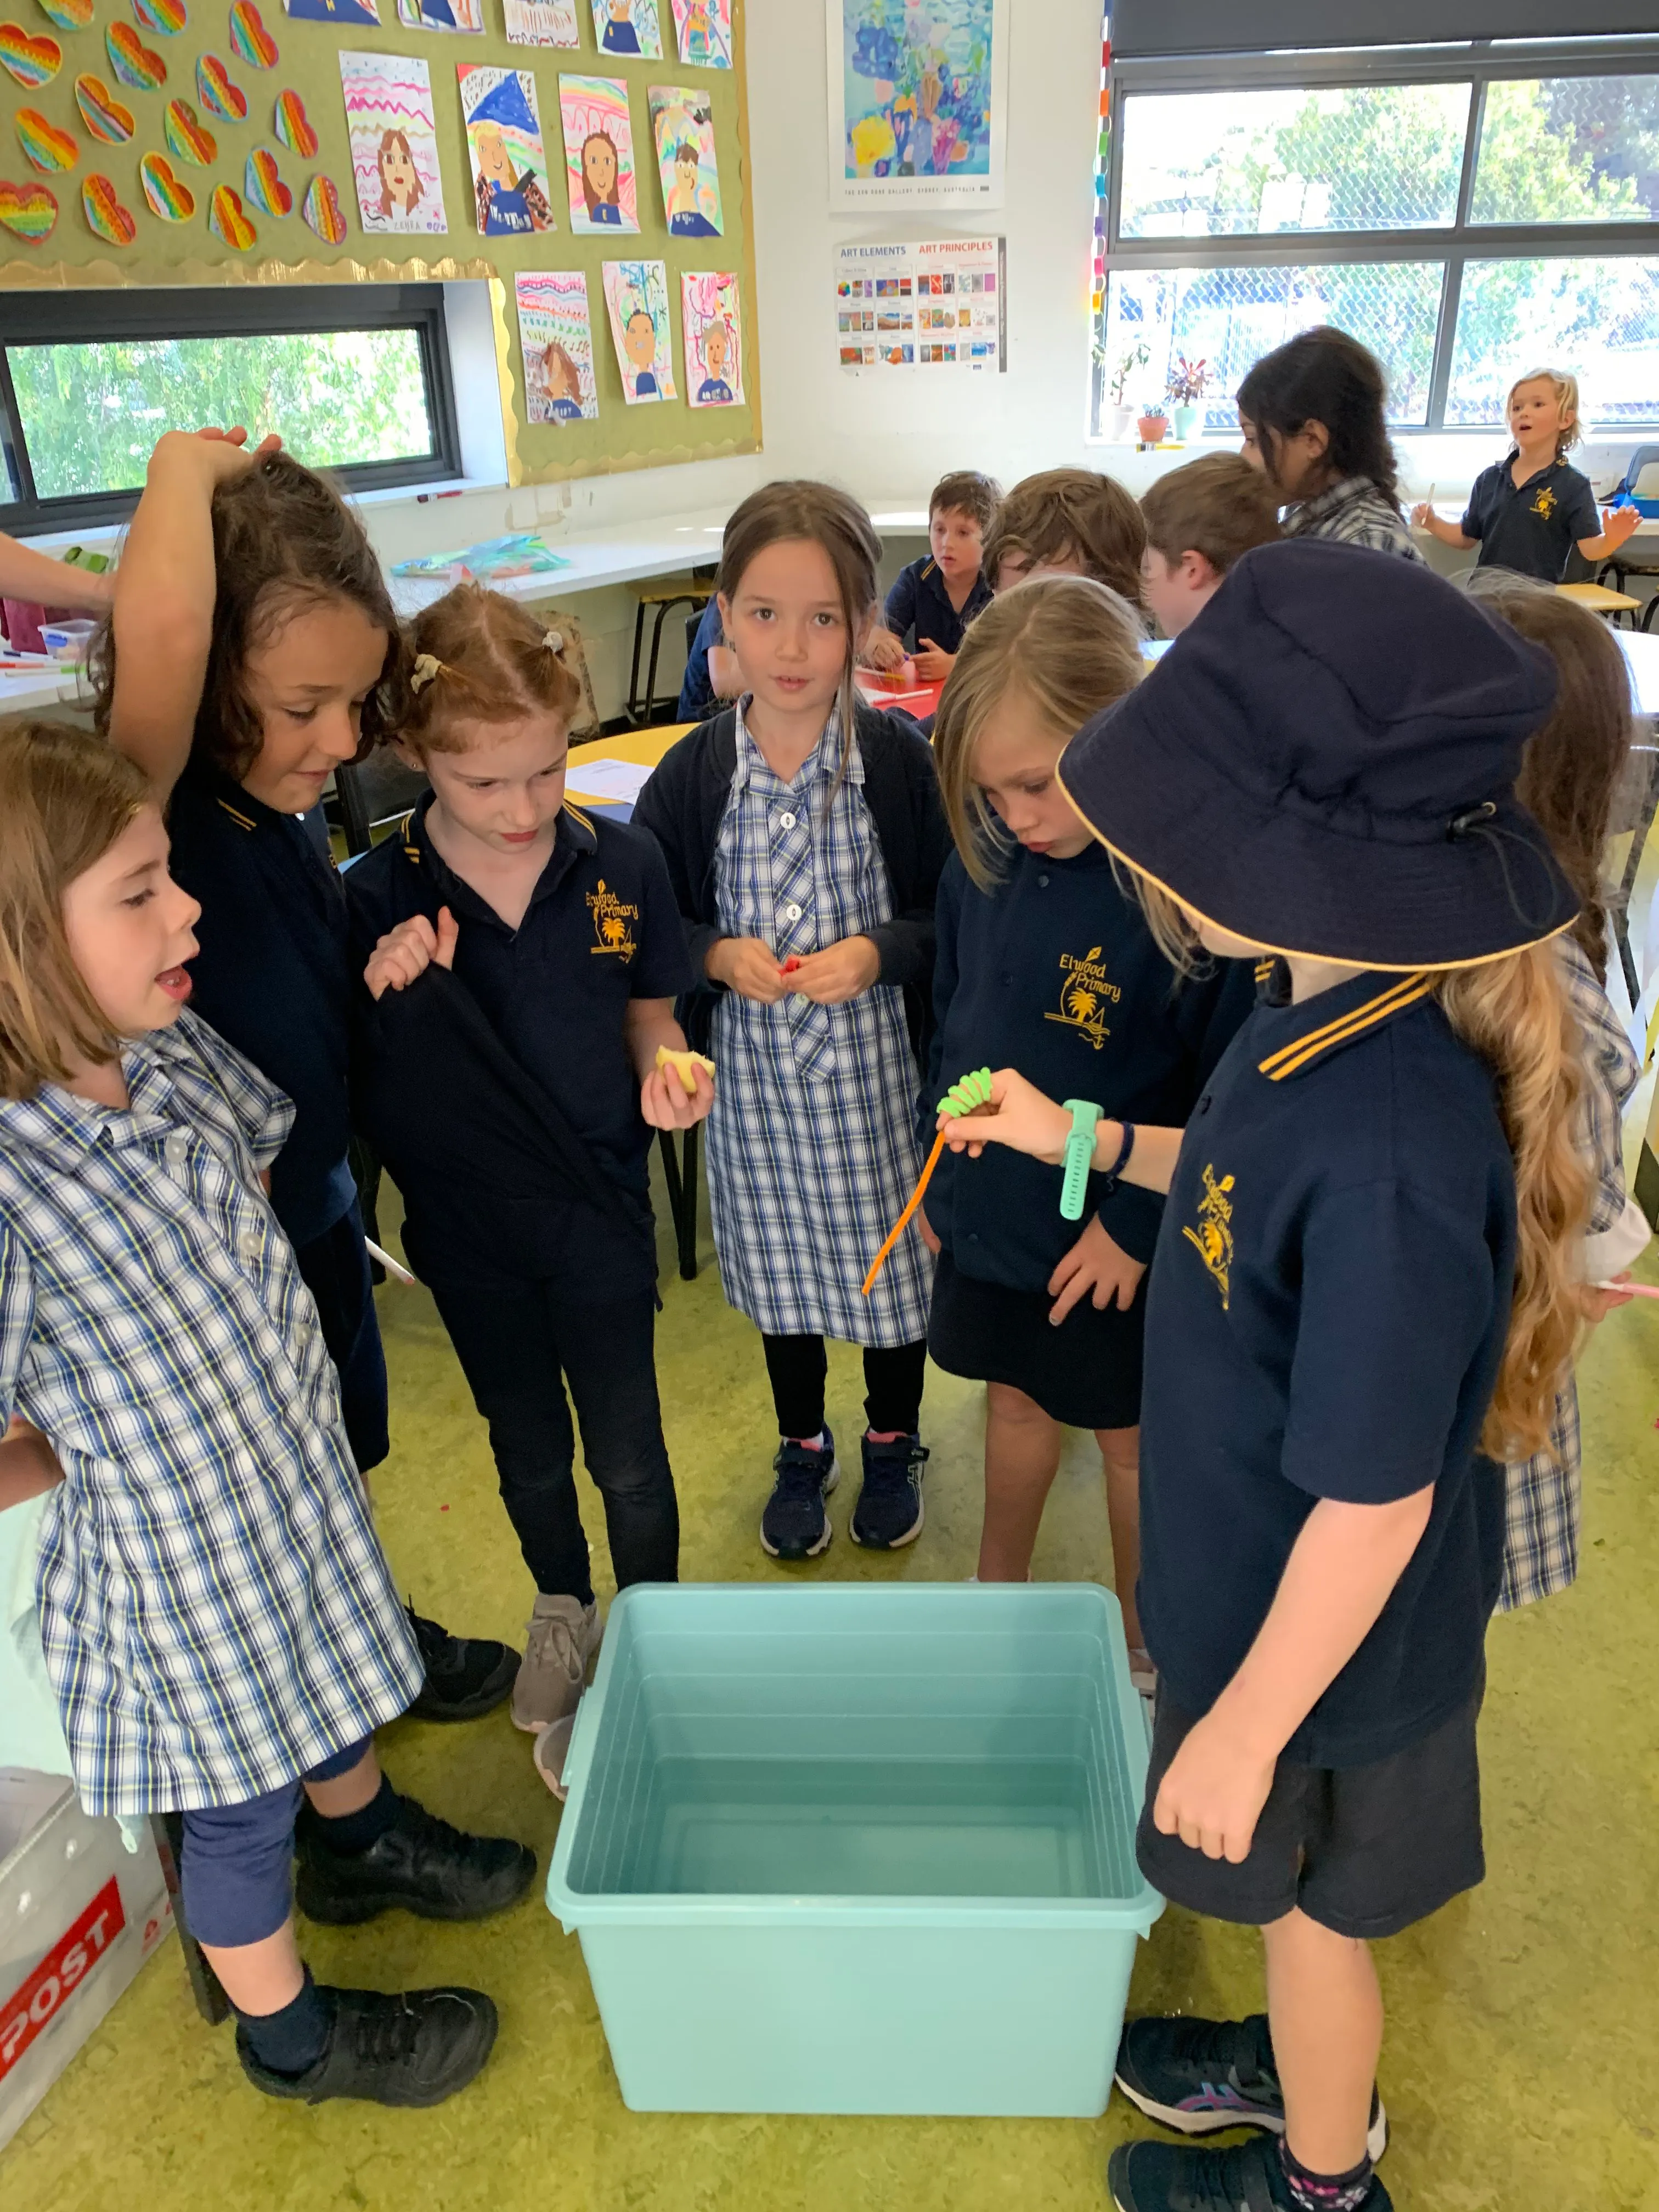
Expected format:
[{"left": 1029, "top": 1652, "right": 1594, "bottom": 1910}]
[
  {"left": 943, "top": 541, "right": 1589, "bottom": 2212},
  {"left": 926, "top": 576, "right": 1251, "bottom": 1666}
]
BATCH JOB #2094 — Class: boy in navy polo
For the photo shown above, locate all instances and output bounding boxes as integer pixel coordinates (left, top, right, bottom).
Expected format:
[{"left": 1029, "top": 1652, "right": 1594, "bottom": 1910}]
[
  {"left": 1413, "top": 365, "right": 1641, "bottom": 581},
  {"left": 865, "top": 469, "right": 1000, "bottom": 682},
  {"left": 939, "top": 541, "right": 1584, "bottom": 2212}
]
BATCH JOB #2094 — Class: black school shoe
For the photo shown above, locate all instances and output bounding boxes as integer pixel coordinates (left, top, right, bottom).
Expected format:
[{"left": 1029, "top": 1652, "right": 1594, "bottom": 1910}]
[
  {"left": 1116, "top": 2013, "right": 1389, "bottom": 2164},
  {"left": 760, "top": 1425, "right": 839, "bottom": 1560},
  {"left": 405, "top": 1602, "right": 521, "bottom": 1723},
  {"left": 239, "top": 1985, "right": 498, "bottom": 2108},
  {"left": 296, "top": 1796, "right": 536, "bottom": 1926},
  {"left": 1108, "top": 2136, "right": 1393, "bottom": 2212},
  {"left": 849, "top": 1432, "right": 929, "bottom": 1549}
]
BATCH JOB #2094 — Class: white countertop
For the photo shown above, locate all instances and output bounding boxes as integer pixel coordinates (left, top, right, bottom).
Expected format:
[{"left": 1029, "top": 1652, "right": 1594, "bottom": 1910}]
[
  {"left": 0, "top": 659, "right": 87, "bottom": 719},
  {"left": 387, "top": 513, "right": 732, "bottom": 615}
]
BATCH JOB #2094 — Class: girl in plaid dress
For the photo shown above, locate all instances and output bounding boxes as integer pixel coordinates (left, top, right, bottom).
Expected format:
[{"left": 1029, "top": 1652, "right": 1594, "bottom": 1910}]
[
  {"left": 0, "top": 724, "right": 530, "bottom": 2110},
  {"left": 635, "top": 484, "right": 951, "bottom": 1562}
]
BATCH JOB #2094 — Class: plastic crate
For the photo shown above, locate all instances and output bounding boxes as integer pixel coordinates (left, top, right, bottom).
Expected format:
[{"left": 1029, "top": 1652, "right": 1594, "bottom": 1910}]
[{"left": 545, "top": 1583, "right": 1161, "bottom": 2117}]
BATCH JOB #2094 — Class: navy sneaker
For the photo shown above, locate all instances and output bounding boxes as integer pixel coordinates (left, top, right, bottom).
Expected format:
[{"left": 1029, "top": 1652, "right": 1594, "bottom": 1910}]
[
  {"left": 1116, "top": 2014, "right": 1387, "bottom": 2163},
  {"left": 760, "top": 1425, "right": 838, "bottom": 1560},
  {"left": 849, "top": 1432, "right": 928, "bottom": 1549},
  {"left": 1108, "top": 2136, "right": 1392, "bottom": 2212}
]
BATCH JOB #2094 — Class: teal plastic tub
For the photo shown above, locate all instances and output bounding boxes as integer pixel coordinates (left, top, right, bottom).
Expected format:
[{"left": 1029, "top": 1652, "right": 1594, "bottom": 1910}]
[{"left": 544, "top": 1582, "right": 1162, "bottom": 2116}]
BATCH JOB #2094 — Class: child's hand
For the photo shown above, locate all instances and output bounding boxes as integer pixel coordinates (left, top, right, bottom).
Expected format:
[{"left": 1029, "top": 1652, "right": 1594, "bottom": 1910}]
[
  {"left": 149, "top": 425, "right": 281, "bottom": 490},
  {"left": 911, "top": 639, "right": 955, "bottom": 684},
  {"left": 1048, "top": 1216, "right": 1146, "bottom": 1323},
  {"left": 364, "top": 907, "right": 458, "bottom": 999},
  {"left": 1409, "top": 500, "right": 1434, "bottom": 527},
  {"left": 917, "top": 1203, "right": 941, "bottom": 1255},
  {"left": 939, "top": 1068, "right": 1073, "bottom": 1164},
  {"left": 785, "top": 936, "right": 881, "bottom": 1004},
  {"left": 1602, "top": 504, "right": 1642, "bottom": 550},
  {"left": 1578, "top": 1271, "right": 1635, "bottom": 1323},
  {"left": 1152, "top": 1709, "right": 1276, "bottom": 1863},
  {"left": 641, "top": 1059, "right": 714, "bottom": 1131},
  {"left": 862, "top": 625, "right": 907, "bottom": 673},
  {"left": 707, "top": 935, "right": 787, "bottom": 1003}
]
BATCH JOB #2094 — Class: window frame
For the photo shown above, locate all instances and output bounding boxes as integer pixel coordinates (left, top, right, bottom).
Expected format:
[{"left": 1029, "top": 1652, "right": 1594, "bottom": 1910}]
[
  {"left": 0, "top": 281, "right": 463, "bottom": 533},
  {"left": 1096, "top": 33, "right": 1659, "bottom": 436}
]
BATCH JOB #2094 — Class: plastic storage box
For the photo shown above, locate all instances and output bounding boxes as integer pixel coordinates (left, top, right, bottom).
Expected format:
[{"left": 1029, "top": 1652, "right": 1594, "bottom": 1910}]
[{"left": 545, "top": 1582, "right": 1161, "bottom": 2117}]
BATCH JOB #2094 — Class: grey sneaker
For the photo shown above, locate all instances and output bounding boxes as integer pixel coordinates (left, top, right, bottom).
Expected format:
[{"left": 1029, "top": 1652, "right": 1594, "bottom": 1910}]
[{"left": 510, "top": 1594, "right": 602, "bottom": 1735}]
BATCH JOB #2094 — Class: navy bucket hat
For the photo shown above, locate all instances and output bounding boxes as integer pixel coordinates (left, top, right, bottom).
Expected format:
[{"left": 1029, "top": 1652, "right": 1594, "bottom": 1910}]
[{"left": 1057, "top": 538, "right": 1578, "bottom": 968}]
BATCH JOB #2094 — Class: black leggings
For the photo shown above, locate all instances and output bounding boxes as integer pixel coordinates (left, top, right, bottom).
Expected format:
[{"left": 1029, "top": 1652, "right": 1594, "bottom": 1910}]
[{"left": 761, "top": 1333, "right": 928, "bottom": 1441}]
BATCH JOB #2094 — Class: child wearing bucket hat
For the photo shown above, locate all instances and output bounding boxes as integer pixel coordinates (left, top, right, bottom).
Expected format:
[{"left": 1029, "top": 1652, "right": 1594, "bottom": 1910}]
[{"left": 938, "top": 538, "right": 1589, "bottom": 2212}]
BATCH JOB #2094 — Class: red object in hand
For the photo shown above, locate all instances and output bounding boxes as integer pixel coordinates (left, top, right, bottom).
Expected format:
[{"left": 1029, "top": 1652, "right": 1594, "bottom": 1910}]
[{"left": 779, "top": 957, "right": 803, "bottom": 975}]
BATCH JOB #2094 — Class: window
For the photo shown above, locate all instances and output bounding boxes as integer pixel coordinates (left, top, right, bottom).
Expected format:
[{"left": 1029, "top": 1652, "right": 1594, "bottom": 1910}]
[
  {"left": 0, "top": 284, "right": 461, "bottom": 532},
  {"left": 1094, "top": 36, "right": 1659, "bottom": 437}
]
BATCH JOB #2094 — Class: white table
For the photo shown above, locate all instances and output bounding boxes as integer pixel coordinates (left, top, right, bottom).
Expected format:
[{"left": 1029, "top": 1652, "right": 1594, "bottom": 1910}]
[
  {"left": 0, "top": 659, "right": 86, "bottom": 719},
  {"left": 386, "top": 513, "right": 731, "bottom": 616}
]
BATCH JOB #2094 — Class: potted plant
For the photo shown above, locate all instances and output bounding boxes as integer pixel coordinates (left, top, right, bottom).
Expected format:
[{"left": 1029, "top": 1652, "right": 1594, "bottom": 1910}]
[
  {"left": 1136, "top": 403, "right": 1170, "bottom": 446},
  {"left": 1108, "top": 339, "right": 1150, "bottom": 441},
  {"left": 1166, "top": 353, "right": 1211, "bottom": 441}
]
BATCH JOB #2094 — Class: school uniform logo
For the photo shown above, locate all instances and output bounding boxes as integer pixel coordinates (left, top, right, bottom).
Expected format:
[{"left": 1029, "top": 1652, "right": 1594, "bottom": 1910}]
[
  {"left": 586, "top": 878, "right": 639, "bottom": 959},
  {"left": 1530, "top": 485, "right": 1558, "bottom": 520},
  {"left": 1044, "top": 945, "right": 1122, "bottom": 1050},
  {"left": 1182, "top": 1163, "right": 1235, "bottom": 1308}
]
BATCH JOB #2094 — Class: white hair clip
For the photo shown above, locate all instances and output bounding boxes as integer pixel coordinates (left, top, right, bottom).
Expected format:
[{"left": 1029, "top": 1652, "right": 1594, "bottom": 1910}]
[
  {"left": 543, "top": 628, "right": 565, "bottom": 654},
  {"left": 410, "top": 652, "right": 442, "bottom": 693}
]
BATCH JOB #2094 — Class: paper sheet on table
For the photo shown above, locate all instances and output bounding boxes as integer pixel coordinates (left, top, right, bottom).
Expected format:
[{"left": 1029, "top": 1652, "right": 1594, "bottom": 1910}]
[{"left": 566, "top": 755, "right": 656, "bottom": 804}]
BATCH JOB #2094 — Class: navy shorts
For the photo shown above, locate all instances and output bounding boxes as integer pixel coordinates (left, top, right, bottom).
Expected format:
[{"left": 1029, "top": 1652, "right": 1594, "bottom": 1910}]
[{"left": 179, "top": 1737, "right": 371, "bottom": 1948}]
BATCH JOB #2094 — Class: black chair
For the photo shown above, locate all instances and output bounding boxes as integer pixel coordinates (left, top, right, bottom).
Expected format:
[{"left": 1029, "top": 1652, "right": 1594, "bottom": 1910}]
[
  {"left": 628, "top": 586, "right": 712, "bottom": 727},
  {"left": 332, "top": 751, "right": 431, "bottom": 859}
]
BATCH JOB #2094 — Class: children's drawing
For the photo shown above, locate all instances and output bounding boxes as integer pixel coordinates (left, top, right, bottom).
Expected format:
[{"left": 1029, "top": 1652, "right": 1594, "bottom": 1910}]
[
  {"left": 340, "top": 50, "right": 447, "bottom": 234},
  {"left": 558, "top": 73, "right": 637, "bottom": 233},
  {"left": 516, "top": 269, "right": 599, "bottom": 423},
  {"left": 667, "top": 0, "right": 729, "bottom": 68},
  {"left": 648, "top": 83, "right": 721, "bottom": 237},
  {"left": 396, "top": 0, "right": 482, "bottom": 31},
  {"left": 283, "top": 0, "right": 379, "bottom": 25},
  {"left": 460, "top": 65, "right": 554, "bottom": 235},
  {"left": 504, "top": 0, "right": 578, "bottom": 45},
  {"left": 680, "top": 269, "right": 741, "bottom": 407},
  {"left": 588, "top": 0, "right": 659, "bottom": 58},
  {"left": 602, "top": 258, "right": 675, "bottom": 404},
  {"left": 828, "top": 0, "right": 1007, "bottom": 210}
]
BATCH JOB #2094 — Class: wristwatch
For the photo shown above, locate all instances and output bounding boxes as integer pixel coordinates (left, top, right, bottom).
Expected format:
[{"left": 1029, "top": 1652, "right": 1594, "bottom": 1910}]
[{"left": 1059, "top": 1099, "right": 1102, "bottom": 1222}]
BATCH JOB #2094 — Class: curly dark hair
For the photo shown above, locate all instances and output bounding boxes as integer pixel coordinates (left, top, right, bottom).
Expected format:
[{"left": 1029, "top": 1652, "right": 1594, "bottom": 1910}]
[
  {"left": 91, "top": 448, "right": 409, "bottom": 782},
  {"left": 1235, "top": 325, "right": 1403, "bottom": 509}
]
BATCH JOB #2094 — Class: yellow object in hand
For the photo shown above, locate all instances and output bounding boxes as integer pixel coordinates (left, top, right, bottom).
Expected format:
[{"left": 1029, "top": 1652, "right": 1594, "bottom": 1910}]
[{"left": 655, "top": 1045, "right": 716, "bottom": 1096}]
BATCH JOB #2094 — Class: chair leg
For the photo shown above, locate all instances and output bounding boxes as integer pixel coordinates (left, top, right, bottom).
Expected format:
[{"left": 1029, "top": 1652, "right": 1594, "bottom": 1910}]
[
  {"left": 627, "top": 600, "right": 649, "bottom": 725},
  {"left": 150, "top": 1812, "right": 232, "bottom": 2027},
  {"left": 645, "top": 596, "right": 681, "bottom": 725},
  {"left": 656, "top": 1124, "right": 684, "bottom": 1232},
  {"left": 1643, "top": 592, "right": 1659, "bottom": 634},
  {"left": 678, "top": 1121, "right": 699, "bottom": 1281}
]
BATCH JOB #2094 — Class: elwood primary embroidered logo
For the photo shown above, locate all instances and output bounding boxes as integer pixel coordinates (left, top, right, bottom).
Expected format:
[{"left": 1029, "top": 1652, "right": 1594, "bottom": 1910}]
[
  {"left": 1182, "top": 1163, "right": 1235, "bottom": 1308},
  {"left": 586, "top": 878, "right": 639, "bottom": 958},
  {"left": 1043, "top": 945, "right": 1122, "bottom": 1049},
  {"left": 1530, "top": 484, "right": 1558, "bottom": 521}
]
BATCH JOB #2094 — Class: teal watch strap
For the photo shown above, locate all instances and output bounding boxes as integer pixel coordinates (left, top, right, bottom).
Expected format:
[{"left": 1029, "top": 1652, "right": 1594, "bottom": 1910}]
[{"left": 1059, "top": 1099, "right": 1102, "bottom": 1222}]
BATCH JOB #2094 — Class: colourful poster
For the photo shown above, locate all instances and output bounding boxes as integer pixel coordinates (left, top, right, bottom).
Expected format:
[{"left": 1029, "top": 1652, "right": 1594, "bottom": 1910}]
[
  {"left": 588, "top": 0, "right": 660, "bottom": 59},
  {"left": 648, "top": 83, "right": 720, "bottom": 238},
  {"left": 834, "top": 236, "right": 1005, "bottom": 371},
  {"left": 516, "top": 270, "right": 599, "bottom": 422},
  {"left": 284, "top": 0, "right": 380, "bottom": 25},
  {"left": 602, "top": 258, "right": 675, "bottom": 404},
  {"left": 680, "top": 269, "right": 741, "bottom": 407},
  {"left": 667, "top": 0, "right": 729, "bottom": 68},
  {"left": 558, "top": 73, "right": 637, "bottom": 233},
  {"left": 396, "top": 0, "right": 483, "bottom": 30},
  {"left": 826, "top": 0, "right": 1007, "bottom": 211},
  {"left": 339, "top": 50, "right": 447, "bottom": 233},
  {"left": 459, "top": 65, "right": 555, "bottom": 234},
  {"left": 504, "top": 0, "right": 578, "bottom": 44}
]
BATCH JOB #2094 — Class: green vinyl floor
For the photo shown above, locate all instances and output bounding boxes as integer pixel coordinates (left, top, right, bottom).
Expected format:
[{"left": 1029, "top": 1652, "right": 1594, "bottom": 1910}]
[{"left": 5, "top": 1166, "right": 1658, "bottom": 2212}]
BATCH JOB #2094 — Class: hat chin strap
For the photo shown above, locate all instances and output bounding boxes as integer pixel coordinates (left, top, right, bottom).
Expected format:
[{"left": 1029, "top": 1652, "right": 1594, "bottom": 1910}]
[{"left": 1447, "top": 805, "right": 1561, "bottom": 936}]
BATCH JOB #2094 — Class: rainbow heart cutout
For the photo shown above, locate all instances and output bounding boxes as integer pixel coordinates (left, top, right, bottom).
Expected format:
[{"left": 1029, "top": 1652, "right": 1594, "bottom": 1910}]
[
  {"left": 15, "top": 106, "right": 76, "bottom": 171},
  {"left": 0, "top": 174, "right": 58, "bottom": 239},
  {"left": 131, "top": 0, "right": 185, "bottom": 32},
  {"left": 0, "top": 22, "right": 61, "bottom": 88},
  {"left": 32, "top": 0, "right": 93, "bottom": 29},
  {"left": 163, "top": 96, "right": 214, "bottom": 164},
  {"left": 208, "top": 178, "right": 255, "bottom": 248},
  {"left": 75, "top": 74, "right": 136, "bottom": 143},
  {"left": 81, "top": 168, "right": 136, "bottom": 244},
  {"left": 105, "top": 21, "right": 165, "bottom": 88},
  {"left": 228, "top": 1, "right": 275, "bottom": 68},
  {"left": 273, "top": 86, "right": 314, "bottom": 157},
  {"left": 301, "top": 168, "right": 343, "bottom": 243},
  {"left": 244, "top": 143, "right": 289, "bottom": 216},
  {"left": 139, "top": 148, "right": 194, "bottom": 218},
  {"left": 195, "top": 51, "right": 244, "bottom": 120}
]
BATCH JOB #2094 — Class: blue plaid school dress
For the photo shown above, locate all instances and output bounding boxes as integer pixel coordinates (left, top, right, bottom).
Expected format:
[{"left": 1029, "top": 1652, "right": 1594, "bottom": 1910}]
[
  {"left": 0, "top": 1009, "right": 422, "bottom": 1817},
  {"left": 706, "top": 705, "right": 933, "bottom": 1347}
]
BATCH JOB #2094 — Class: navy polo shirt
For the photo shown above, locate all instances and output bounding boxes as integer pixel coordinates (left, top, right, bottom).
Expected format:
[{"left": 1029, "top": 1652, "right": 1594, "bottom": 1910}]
[
  {"left": 884, "top": 556, "right": 992, "bottom": 657},
  {"left": 1139, "top": 964, "right": 1516, "bottom": 1768},
  {"left": 1462, "top": 454, "right": 1599, "bottom": 582},
  {"left": 928, "top": 844, "right": 1254, "bottom": 1289},
  {"left": 165, "top": 763, "right": 357, "bottom": 1249}
]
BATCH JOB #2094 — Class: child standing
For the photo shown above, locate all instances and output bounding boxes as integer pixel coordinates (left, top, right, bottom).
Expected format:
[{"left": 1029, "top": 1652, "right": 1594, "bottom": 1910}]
[
  {"left": 0, "top": 723, "right": 532, "bottom": 2107},
  {"left": 1139, "top": 453, "right": 1282, "bottom": 637},
  {"left": 1237, "top": 326, "right": 1424, "bottom": 562},
  {"left": 940, "top": 540, "right": 1587, "bottom": 2211},
  {"left": 1413, "top": 367, "right": 1643, "bottom": 581},
  {"left": 926, "top": 577, "right": 1253, "bottom": 1650},
  {"left": 343, "top": 586, "right": 710, "bottom": 1797},
  {"left": 865, "top": 470, "right": 1001, "bottom": 682},
  {"left": 634, "top": 482, "right": 951, "bottom": 1561},
  {"left": 98, "top": 430, "right": 515, "bottom": 1722}
]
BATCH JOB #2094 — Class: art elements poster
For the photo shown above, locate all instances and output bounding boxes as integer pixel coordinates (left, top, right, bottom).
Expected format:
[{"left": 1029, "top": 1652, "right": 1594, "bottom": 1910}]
[
  {"left": 681, "top": 270, "right": 741, "bottom": 407},
  {"left": 602, "top": 259, "right": 676, "bottom": 403},
  {"left": 667, "top": 0, "right": 729, "bottom": 67},
  {"left": 826, "top": 0, "right": 1007, "bottom": 210},
  {"left": 834, "top": 237, "right": 1005, "bottom": 370},
  {"left": 340, "top": 51, "right": 448, "bottom": 234},
  {"left": 648, "top": 85, "right": 721, "bottom": 238},
  {"left": 589, "top": 0, "right": 661, "bottom": 59},
  {"left": 396, "top": 0, "right": 483, "bottom": 30},
  {"left": 460, "top": 65, "right": 555, "bottom": 234},
  {"left": 517, "top": 270, "right": 600, "bottom": 422},
  {"left": 504, "top": 0, "right": 579, "bottom": 44},
  {"left": 559, "top": 74, "right": 639, "bottom": 233}
]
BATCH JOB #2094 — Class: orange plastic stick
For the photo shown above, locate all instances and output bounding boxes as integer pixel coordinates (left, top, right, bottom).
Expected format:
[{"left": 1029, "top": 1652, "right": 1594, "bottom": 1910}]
[{"left": 862, "top": 1129, "right": 948, "bottom": 1297}]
